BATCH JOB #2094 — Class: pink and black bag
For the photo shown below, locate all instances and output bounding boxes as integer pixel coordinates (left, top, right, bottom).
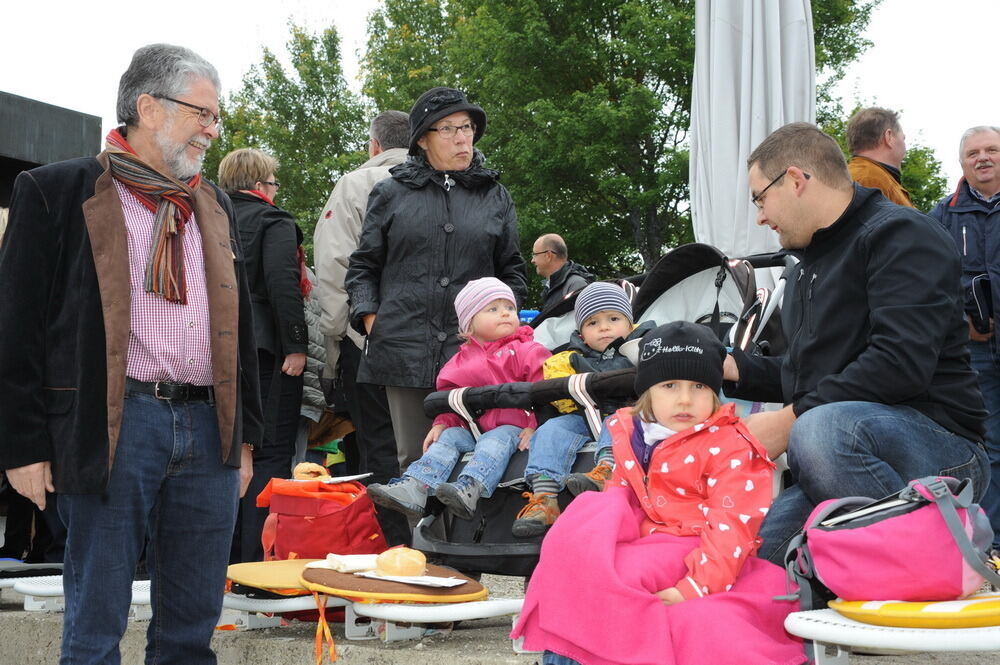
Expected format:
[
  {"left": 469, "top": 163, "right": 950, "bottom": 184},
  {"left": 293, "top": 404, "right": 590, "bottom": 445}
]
[{"left": 783, "top": 476, "right": 1000, "bottom": 610}]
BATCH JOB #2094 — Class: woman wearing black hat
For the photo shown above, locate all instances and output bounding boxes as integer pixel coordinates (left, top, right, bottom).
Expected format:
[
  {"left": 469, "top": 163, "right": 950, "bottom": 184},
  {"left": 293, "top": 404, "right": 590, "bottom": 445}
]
[{"left": 346, "top": 87, "right": 528, "bottom": 471}]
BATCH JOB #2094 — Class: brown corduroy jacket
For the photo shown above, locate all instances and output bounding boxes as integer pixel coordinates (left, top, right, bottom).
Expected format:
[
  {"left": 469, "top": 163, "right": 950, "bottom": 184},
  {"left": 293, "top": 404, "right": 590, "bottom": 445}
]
[{"left": 0, "top": 153, "right": 262, "bottom": 492}]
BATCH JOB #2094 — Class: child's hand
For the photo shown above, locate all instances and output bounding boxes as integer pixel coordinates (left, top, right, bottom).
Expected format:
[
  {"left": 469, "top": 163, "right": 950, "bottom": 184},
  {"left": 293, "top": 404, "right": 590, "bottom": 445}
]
[
  {"left": 423, "top": 424, "right": 447, "bottom": 452},
  {"left": 518, "top": 427, "right": 535, "bottom": 451},
  {"left": 655, "top": 587, "right": 685, "bottom": 606}
]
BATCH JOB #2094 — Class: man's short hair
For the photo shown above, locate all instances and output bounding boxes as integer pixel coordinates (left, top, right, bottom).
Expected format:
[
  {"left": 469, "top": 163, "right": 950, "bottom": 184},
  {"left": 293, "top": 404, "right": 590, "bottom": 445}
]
[
  {"left": 846, "top": 107, "right": 901, "bottom": 155},
  {"left": 959, "top": 126, "right": 1000, "bottom": 156},
  {"left": 540, "top": 234, "right": 568, "bottom": 259},
  {"left": 370, "top": 110, "right": 410, "bottom": 150},
  {"left": 116, "top": 44, "right": 221, "bottom": 128},
  {"left": 748, "top": 122, "right": 852, "bottom": 189},
  {"left": 217, "top": 148, "right": 279, "bottom": 193}
]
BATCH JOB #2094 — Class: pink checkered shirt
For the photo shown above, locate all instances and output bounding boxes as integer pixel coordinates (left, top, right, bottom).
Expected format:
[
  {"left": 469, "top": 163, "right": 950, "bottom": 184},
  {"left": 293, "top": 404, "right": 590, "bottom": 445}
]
[{"left": 115, "top": 180, "right": 214, "bottom": 385}]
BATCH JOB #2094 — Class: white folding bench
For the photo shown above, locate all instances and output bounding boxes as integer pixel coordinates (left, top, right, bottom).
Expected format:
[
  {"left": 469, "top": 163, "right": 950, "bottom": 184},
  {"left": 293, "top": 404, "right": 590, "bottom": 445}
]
[
  {"left": 785, "top": 608, "right": 1000, "bottom": 664},
  {"left": 12, "top": 575, "right": 151, "bottom": 617},
  {"left": 219, "top": 591, "right": 350, "bottom": 630},
  {"left": 344, "top": 597, "right": 524, "bottom": 643}
]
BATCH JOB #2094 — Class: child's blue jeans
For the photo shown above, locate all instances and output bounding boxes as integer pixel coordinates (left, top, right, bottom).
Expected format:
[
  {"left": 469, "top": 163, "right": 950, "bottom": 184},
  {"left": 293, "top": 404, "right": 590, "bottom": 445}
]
[
  {"left": 524, "top": 414, "right": 613, "bottom": 489},
  {"left": 404, "top": 425, "right": 521, "bottom": 498}
]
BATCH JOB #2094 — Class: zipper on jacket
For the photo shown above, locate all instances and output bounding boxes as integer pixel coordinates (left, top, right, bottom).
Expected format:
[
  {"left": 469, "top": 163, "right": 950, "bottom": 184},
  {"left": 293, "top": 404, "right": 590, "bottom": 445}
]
[
  {"left": 807, "top": 273, "right": 817, "bottom": 300},
  {"left": 963, "top": 225, "right": 967, "bottom": 255}
]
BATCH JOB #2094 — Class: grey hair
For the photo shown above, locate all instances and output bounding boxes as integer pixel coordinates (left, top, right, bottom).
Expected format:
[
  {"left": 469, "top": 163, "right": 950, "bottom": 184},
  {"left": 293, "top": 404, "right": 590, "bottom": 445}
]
[
  {"left": 959, "top": 126, "right": 1000, "bottom": 157},
  {"left": 369, "top": 110, "right": 410, "bottom": 150},
  {"left": 116, "top": 44, "right": 221, "bottom": 127}
]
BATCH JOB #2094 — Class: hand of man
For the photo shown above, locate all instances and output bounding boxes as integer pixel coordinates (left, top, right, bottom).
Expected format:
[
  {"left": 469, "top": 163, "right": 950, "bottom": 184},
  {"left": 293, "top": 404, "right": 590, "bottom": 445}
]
[
  {"left": 6, "top": 461, "right": 54, "bottom": 510},
  {"left": 517, "top": 427, "right": 535, "bottom": 451},
  {"left": 363, "top": 314, "right": 376, "bottom": 335},
  {"left": 282, "top": 353, "right": 307, "bottom": 376},
  {"left": 968, "top": 316, "right": 994, "bottom": 343},
  {"left": 239, "top": 444, "right": 254, "bottom": 498},
  {"left": 723, "top": 353, "right": 740, "bottom": 382},
  {"left": 744, "top": 405, "right": 796, "bottom": 459}
]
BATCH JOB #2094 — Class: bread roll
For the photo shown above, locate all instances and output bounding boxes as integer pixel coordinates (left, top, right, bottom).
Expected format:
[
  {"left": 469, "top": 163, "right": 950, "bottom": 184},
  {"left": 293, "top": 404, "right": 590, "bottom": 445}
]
[
  {"left": 293, "top": 462, "right": 331, "bottom": 481},
  {"left": 375, "top": 548, "right": 426, "bottom": 577}
]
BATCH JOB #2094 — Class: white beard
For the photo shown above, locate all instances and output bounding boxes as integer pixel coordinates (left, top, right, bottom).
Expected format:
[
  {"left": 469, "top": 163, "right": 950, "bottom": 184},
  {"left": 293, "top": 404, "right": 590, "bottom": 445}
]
[{"left": 156, "top": 115, "right": 209, "bottom": 180}]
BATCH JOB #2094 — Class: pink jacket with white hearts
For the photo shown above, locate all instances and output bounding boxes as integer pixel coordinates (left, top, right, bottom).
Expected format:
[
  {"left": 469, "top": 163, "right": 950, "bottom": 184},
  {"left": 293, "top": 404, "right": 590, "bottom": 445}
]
[
  {"left": 432, "top": 325, "right": 550, "bottom": 431},
  {"left": 608, "top": 403, "right": 775, "bottom": 600}
]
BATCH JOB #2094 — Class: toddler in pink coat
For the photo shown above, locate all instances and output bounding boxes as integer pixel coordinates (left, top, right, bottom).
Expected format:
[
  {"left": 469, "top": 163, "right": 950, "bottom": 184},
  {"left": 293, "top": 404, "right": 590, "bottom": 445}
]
[{"left": 368, "top": 278, "right": 550, "bottom": 520}]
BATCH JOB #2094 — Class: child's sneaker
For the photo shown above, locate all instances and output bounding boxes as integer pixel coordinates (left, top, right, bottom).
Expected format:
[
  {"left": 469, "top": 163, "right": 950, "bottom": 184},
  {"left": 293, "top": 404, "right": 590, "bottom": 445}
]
[
  {"left": 565, "top": 460, "right": 614, "bottom": 495},
  {"left": 367, "top": 477, "right": 428, "bottom": 520},
  {"left": 435, "top": 476, "right": 483, "bottom": 520},
  {"left": 512, "top": 492, "right": 560, "bottom": 538}
]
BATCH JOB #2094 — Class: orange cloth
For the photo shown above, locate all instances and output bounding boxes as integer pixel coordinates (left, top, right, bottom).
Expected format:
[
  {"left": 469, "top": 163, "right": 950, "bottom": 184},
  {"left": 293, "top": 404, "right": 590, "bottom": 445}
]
[{"left": 848, "top": 156, "right": 913, "bottom": 207}]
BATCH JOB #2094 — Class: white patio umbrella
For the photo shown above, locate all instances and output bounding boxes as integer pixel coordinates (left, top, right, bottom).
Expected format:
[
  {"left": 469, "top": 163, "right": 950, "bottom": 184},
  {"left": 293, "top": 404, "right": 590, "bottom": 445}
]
[{"left": 689, "top": 0, "right": 816, "bottom": 259}]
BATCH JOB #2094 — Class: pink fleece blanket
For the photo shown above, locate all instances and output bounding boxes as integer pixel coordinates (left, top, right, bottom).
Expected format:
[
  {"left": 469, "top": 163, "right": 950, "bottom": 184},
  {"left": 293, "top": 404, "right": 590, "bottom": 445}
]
[{"left": 511, "top": 488, "right": 805, "bottom": 665}]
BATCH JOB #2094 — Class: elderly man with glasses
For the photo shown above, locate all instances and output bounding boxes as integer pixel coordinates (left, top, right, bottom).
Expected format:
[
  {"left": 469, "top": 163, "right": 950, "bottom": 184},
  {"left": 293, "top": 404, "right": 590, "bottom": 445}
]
[
  {"left": 724, "top": 122, "right": 988, "bottom": 565},
  {"left": 347, "top": 87, "right": 527, "bottom": 471},
  {"left": 0, "top": 44, "right": 262, "bottom": 664}
]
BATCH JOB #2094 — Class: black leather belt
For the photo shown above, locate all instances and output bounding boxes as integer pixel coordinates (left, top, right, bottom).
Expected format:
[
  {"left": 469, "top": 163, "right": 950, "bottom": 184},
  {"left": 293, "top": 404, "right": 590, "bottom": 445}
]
[{"left": 125, "top": 377, "right": 214, "bottom": 403}]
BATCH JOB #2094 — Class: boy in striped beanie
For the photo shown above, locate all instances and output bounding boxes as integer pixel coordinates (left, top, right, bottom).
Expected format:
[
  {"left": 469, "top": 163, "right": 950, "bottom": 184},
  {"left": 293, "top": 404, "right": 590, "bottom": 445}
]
[{"left": 514, "top": 282, "right": 653, "bottom": 537}]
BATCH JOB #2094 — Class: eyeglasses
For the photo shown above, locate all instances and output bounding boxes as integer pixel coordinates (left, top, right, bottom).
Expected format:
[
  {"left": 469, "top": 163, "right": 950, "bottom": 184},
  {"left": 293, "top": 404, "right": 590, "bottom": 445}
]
[
  {"left": 751, "top": 170, "right": 810, "bottom": 209},
  {"left": 532, "top": 250, "right": 553, "bottom": 257},
  {"left": 154, "top": 95, "right": 222, "bottom": 128},
  {"left": 261, "top": 180, "right": 280, "bottom": 189},
  {"left": 426, "top": 122, "right": 476, "bottom": 139}
]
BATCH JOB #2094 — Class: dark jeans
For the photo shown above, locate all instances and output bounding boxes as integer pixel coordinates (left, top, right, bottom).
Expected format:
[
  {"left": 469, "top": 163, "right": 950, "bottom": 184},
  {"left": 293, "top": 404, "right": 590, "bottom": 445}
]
[
  {"left": 970, "top": 339, "right": 1000, "bottom": 547},
  {"left": 339, "top": 337, "right": 409, "bottom": 546},
  {"left": 233, "top": 350, "right": 302, "bottom": 563},
  {"left": 757, "top": 401, "right": 989, "bottom": 563},
  {"left": 58, "top": 391, "right": 238, "bottom": 665}
]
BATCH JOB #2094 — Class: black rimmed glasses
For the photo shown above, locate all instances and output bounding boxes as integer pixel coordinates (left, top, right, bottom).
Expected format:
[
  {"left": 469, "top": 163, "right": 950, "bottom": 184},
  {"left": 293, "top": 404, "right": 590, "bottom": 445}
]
[
  {"left": 426, "top": 122, "right": 476, "bottom": 138},
  {"left": 155, "top": 95, "right": 222, "bottom": 128},
  {"left": 261, "top": 180, "right": 280, "bottom": 189},
  {"left": 751, "top": 170, "right": 810, "bottom": 209},
  {"left": 532, "top": 250, "right": 554, "bottom": 257}
]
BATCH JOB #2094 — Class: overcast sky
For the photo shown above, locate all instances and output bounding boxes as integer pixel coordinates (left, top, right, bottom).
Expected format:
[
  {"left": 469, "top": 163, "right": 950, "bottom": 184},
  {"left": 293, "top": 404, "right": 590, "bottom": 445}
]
[{"left": 4, "top": 0, "right": 997, "bottom": 187}]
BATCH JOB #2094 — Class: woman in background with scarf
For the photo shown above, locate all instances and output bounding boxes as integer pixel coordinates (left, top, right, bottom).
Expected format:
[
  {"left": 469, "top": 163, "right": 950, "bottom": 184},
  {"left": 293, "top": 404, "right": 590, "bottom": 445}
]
[{"left": 219, "top": 148, "right": 309, "bottom": 562}]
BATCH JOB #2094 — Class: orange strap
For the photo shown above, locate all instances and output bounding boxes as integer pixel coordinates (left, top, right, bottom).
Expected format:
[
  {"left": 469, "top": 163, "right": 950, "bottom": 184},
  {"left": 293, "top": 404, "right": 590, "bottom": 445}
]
[{"left": 312, "top": 592, "right": 336, "bottom": 664}]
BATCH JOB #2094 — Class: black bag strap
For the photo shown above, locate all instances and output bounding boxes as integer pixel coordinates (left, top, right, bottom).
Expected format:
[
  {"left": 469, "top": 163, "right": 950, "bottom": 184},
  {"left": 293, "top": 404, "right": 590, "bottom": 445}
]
[{"left": 916, "top": 476, "right": 1000, "bottom": 588}]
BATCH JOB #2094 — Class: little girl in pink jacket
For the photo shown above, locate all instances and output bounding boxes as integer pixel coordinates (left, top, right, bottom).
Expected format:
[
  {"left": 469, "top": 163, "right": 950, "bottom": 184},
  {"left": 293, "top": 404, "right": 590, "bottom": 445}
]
[{"left": 368, "top": 277, "right": 550, "bottom": 520}]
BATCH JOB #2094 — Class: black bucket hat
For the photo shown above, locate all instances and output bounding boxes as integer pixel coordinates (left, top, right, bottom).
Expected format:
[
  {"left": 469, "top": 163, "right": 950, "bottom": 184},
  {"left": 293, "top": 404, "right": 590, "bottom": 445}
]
[{"left": 408, "top": 87, "right": 487, "bottom": 155}]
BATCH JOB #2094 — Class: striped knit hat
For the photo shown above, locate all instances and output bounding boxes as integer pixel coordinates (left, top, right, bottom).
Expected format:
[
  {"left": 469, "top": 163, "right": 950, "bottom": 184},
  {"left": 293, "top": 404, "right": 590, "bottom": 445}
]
[
  {"left": 455, "top": 277, "right": 517, "bottom": 334},
  {"left": 574, "top": 282, "right": 633, "bottom": 330}
]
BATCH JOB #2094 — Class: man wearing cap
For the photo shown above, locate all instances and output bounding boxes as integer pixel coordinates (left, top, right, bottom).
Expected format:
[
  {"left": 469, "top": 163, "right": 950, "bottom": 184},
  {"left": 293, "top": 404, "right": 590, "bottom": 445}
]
[{"left": 346, "top": 87, "right": 527, "bottom": 469}]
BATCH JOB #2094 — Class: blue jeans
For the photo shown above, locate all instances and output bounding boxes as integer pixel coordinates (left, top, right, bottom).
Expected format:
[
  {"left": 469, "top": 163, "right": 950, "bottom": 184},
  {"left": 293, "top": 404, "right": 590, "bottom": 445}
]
[
  {"left": 970, "top": 339, "right": 1000, "bottom": 546},
  {"left": 405, "top": 425, "right": 521, "bottom": 497},
  {"left": 757, "top": 400, "right": 989, "bottom": 564},
  {"left": 525, "top": 414, "right": 612, "bottom": 488},
  {"left": 58, "top": 392, "right": 239, "bottom": 665},
  {"left": 543, "top": 652, "right": 581, "bottom": 665}
]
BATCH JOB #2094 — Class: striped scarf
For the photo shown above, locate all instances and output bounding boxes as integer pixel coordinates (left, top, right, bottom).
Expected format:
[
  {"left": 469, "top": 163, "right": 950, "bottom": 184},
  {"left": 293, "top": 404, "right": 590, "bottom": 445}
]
[{"left": 105, "top": 128, "right": 201, "bottom": 303}]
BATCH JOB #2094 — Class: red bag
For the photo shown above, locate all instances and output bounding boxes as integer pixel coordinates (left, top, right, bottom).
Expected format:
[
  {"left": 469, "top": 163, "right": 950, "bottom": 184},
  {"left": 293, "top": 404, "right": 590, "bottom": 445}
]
[{"left": 257, "top": 479, "right": 388, "bottom": 560}]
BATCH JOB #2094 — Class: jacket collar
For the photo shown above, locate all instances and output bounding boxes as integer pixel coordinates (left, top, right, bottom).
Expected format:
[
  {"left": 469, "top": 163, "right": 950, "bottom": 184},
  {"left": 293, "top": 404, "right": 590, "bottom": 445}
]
[
  {"left": 389, "top": 149, "right": 500, "bottom": 190},
  {"left": 804, "top": 184, "right": 879, "bottom": 253},
  {"left": 361, "top": 147, "right": 408, "bottom": 170}
]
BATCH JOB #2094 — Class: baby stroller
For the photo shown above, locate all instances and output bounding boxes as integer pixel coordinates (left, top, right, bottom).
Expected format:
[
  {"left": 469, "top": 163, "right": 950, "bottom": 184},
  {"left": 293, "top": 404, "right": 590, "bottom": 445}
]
[{"left": 412, "top": 243, "right": 788, "bottom": 578}]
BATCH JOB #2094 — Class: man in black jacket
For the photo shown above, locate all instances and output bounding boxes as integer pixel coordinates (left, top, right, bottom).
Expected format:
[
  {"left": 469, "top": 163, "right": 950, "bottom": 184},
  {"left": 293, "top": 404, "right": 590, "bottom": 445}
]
[
  {"left": 532, "top": 233, "right": 594, "bottom": 311},
  {"left": 725, "top": 122, "right": 989, "bottom": 563},
  {"left": 0, "top": 44, "right": 262, "bottom": 664}
]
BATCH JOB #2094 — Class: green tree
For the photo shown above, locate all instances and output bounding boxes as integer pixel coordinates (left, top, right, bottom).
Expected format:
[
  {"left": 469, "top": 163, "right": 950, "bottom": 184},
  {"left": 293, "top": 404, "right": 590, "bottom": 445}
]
[
  {"left": 363, "top": 0, "right": 883, "bottom": 293},
  {"left": 203, "top": 23, "right": 367, "bottom": 259}
]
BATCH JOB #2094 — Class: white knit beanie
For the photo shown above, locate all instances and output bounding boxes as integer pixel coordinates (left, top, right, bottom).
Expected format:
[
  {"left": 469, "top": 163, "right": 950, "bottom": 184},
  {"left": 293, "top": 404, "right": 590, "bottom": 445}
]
[{"left": 455, "top": 277, "right": 516, "bottom": 333}]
